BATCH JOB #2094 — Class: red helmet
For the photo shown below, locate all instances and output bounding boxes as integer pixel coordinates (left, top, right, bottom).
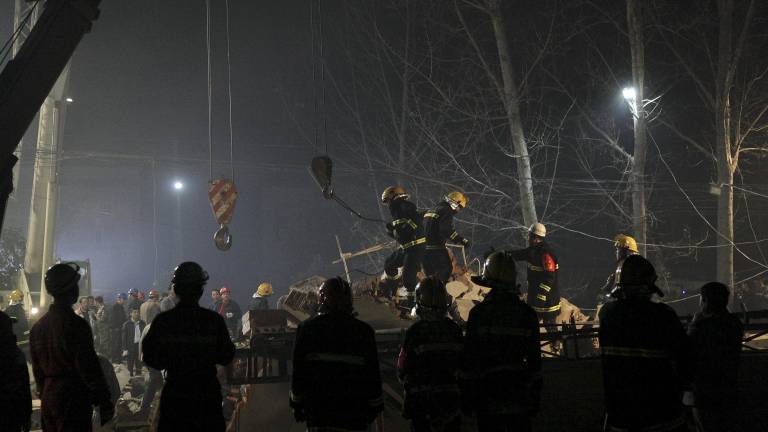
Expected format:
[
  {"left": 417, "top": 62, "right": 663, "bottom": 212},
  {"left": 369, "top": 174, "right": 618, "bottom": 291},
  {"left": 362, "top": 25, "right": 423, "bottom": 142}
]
[
  {"left": 148, "top": 289, "right": 159, "bottom": 299},
  {"left": 219, "top": 287, "right": 231, "bottom": 295},
  {"left": 137, "top": 291, "right": 146, "bottom": 301},
  {"left": 318, "top": 277, "right": 353, "bottom": 314}
]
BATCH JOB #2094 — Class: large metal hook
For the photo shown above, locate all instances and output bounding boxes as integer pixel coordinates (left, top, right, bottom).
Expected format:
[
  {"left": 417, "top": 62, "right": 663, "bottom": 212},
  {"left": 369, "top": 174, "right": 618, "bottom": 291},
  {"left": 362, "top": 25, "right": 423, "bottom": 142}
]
[{"left": 214, "top": 224, "right": 232, "bottom": 251}]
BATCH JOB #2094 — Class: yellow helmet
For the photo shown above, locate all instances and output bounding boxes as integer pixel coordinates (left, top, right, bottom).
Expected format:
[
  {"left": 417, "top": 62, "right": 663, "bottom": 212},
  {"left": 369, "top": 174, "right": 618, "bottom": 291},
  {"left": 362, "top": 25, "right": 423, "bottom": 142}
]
[
  {"left": 445, "top": 191, "right": 468, "bottom": 209},
  {"left": 381, "top": 186, "right": 408, "bottom": 204},
  {"left": 9, "top": 289, "right": 24, "bottom": 302},
  {"left": 614, "top": 234, "right": 639, "bottom": 253},
  {"left": 256, "top": 282, "right": 273, "bottom": 297},
  {"left": 529, "top": 223, "right": 547, "bottom": 238}
]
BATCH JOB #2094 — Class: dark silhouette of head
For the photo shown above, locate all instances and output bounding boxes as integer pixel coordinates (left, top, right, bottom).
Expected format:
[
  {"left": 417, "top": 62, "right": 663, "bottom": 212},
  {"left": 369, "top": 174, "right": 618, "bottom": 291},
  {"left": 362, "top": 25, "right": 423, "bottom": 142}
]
[
  {"left": 415, "top": 277, "right": 450, "bottom": 319},
  {"left": 45, "top": 263, "right": 81, "bottom": 305},
  {"left": 318, "top": 277, "right": 353, "bottom": 314},
  {"left": 171, "top": 262, "right": 209, "bottom": 304},
  {"left": 700, "top": 282, "right": 730, "bottom": 313},
  {"left": 471, "top": 251, "right": 519, "bottom": 293}
]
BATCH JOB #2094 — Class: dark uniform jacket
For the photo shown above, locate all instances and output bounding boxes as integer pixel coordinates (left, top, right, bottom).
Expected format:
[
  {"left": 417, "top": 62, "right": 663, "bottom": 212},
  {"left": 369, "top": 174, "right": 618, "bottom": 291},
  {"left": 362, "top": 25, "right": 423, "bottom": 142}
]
[
  {"left": 121, "top": 319, "right": 147, "bottom": 351},
  {"left": 249, "top": 295, "right": 269, "bottom": 311},
  {"left": 30, "top": 302, "right": 112, "bottom": 432},
  {"left": 424, "top": 201, "right": 466, "bottom": 248},
  {"left": 462, "top": 290, "right": 542, "bottom": 415},
  {"left": 598, "top": 299, "right": 693, "bottom": 431},
  {"left": 216, "top": 299, "right": 242, "bottom": 337},
  {"left": 508, "top": 245, "right": 561, "bottom": 314},
  {"left": 4, "top": 303, "right": 29, "bottom": 347},
  {"left": 386, "top": 197, "right": 424, "bottom": 247},
  {"left": 142, "top": 302, "right": 235, "bottom": 432},
  {"left": 687, "top": 311, "right": 743, "bottom": 410},
  {"left": 290, "top": 312, "right": 384, "bottom": 429},
  {"left": 397, "top": 316, "right": 463, "bottom": 422},
  {"left": 0, "top": 311, "right": 32, "bottom": 432},
  {"left": 109, "top": 303, "right": 126, "bottom": 330}
]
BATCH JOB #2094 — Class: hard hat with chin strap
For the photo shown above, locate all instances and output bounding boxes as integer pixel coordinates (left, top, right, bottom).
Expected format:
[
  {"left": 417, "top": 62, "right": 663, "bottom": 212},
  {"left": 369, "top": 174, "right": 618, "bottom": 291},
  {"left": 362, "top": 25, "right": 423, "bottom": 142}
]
[
  {"left": 256, "top": 282, "right": 273, "bottom": 297},
  {"left": 445, "top": 191, "right": 468, "bottom": 209},
  {"left": 381, "top": 186, "right": 408, "bottom": 204},
  {"left": 529, "top": 223, "right": 546, "bottom": 238},
  {"left": 614, "top": 234, "right": 639, "bottom": 253}
]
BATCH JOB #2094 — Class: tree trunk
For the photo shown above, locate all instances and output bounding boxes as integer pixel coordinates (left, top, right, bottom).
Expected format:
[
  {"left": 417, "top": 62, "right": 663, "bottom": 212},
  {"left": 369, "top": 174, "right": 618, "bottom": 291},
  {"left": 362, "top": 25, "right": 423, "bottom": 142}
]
[
  {"left": 627, "top": 0, "right": 647, "bottom": 256},
  {"left": 488, "top": 0, "right": 537, "bottom": 228}
]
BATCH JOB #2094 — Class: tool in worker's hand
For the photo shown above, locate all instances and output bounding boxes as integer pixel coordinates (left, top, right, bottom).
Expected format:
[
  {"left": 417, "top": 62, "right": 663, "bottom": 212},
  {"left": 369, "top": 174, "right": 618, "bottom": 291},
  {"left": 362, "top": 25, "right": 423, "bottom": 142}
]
[{"left": 208, "top": 179, "right": 238, "bottom": 251}]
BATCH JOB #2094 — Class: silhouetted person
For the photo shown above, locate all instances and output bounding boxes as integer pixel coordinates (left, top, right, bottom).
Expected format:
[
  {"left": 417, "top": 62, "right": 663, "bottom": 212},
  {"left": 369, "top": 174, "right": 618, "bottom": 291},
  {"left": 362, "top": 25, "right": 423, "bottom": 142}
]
[
  {"left": 599, "top": 234, "right": 640, "bottom": 302},
  {"left": 463, "top": 252, "right": 542, "bottom": 432},
  {"left": 249, "top": 282, "right": 273, "bottom": 311},
  {"left": 109, "top": 293, "right": 127, "bottom": 362},
  {"left": 0, "top": 310, "right": 32, "bottom": 432},
  {"left": 92, "top": 296, "right": 110, "bottom": 356},
  {"left": 397, "top": 277, "right": 463, "bottom": 431},
  {"left": 139, "top": 322, "right": 163, "bottom": 416},
  {"left": 30, "top": 262, "right": 114, "bottom": 431},
  {"left": 423, "top": 191, "right": 470, "bottom": 282},
  {"left": 142, "top": 262, "right": 235, "bottom": 432},
  {"left": 599, "top": 255, "right": 692, "bottom": 432},
  {"left": 687, "top": 282, "right": 743, "bottom": 432},
  {"left": 122, "top": 308, "right": 146, "bottom": 376},
  {"left": 4, "top": 289, "right": 29, "bottom": 350},
  {"left": 290, "top": 277, "right": 383, "bottom": 431}
]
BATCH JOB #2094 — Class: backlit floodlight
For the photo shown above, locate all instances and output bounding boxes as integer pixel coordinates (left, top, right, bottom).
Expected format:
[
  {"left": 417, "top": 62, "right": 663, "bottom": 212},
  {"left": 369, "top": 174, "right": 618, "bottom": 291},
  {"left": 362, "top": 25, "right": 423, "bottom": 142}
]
[
  {"left": 173, "top": 181, "right": 184, "bottom": 191},
  {"left": 622, "top": 87, "right": 637, "bottom": 101},
  {"left": 30, "top": 307, "right": 40, "bottom": 316},
  {"left": 65, "top": 97, "right": 74, "bottom": 103}
]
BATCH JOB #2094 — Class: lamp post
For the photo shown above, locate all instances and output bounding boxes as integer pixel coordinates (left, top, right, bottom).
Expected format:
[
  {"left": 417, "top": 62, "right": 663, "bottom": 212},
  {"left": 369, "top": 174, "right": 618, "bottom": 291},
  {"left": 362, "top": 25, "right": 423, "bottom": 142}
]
[{"left": 622, "top": 86, "right": 647, "bottom": 256}]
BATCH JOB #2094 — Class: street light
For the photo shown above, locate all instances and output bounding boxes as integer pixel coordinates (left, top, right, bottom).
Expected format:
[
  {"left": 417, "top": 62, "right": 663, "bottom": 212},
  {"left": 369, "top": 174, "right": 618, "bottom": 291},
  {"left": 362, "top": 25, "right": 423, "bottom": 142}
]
[
  {"left": 622, "top": 87, "right": 638, "bottom": 117},
  {"left": 65, "top": 97, "right": 74, "bottom": 103},
  {"left": 173, "top": 181, "right": 184, "bottom": 191}
]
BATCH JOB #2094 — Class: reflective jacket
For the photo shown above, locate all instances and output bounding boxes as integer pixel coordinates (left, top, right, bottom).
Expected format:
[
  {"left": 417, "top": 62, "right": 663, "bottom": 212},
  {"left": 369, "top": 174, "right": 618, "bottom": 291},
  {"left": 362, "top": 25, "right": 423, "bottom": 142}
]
[
  {"left": 386, "top": 196, "right": 425, "bottom": 248},
  {"left": 290, "top": 312, "right": 383, "bottom": 429},
  {"left": 424, "top": 201, "right": 465, "bottom": 248},
  {"left": 599, "top": 298, "right": 693, "bottom": 431},
  {"left": 508, "top": 245, "right": 561, "bottom": 314},
  {"left": 462, "top": 289, "right": 542, "bottom": 415},
  {"left": 397, "top": 316, "right": 463, "bottom": 422}
]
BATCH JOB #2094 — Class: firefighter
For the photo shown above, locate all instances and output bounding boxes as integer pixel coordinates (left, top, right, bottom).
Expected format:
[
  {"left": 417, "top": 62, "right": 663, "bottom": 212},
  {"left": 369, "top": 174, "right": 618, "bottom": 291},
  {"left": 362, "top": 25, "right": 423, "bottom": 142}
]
[
  {"left": 216, "top": 286, "right": 242, "bottom": 338},
  {"left": 381, "top": 186, "right": 426, "bottom": 309},
  {"left": 423, "top": 191, "right": 470, "bottom": 283},
  {"left": 507, "top": 223, "right": 561, "bottom": 336},
  {"left": 0, "top": 310, "right": 32, "bottom": 432},
  {"left": 4, "top": 289, "right": 29, "bottom": 350},
  {"left": 142, "top": 262, "right": 235, "bottom": 432},
  {"left": 290, "top": 277, "right": 384, "bottom": 431},
  {"left": 463, "top": 252, "right": 542, "bottom": 432},
  {"left": 250, "top": 282, "right": 273, "bottom": 311},
  {"left": 30, "top": 263, "right": 114, "bottom": 431},
  {"left": 599, "top": 255, "right": 692, "bottom": 432},
  {"left": 687, "top": 282, "right": 743, "bottom": 432},
  {"left": 396, "top": 277, "right": 463, "bottom": 431},
  {"left": 599, "top": 234, "right": 640, "bottom": 299}
]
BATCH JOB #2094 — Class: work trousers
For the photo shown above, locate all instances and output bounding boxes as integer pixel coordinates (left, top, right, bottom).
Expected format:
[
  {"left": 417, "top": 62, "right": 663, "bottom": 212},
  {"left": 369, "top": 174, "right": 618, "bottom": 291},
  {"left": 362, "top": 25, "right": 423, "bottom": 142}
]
[
  {"left": 141, "top": 368, "right": 164, "bottom": 412},
  {"left": 126, "top": 343, "right": 141, "bottom": 376},
  {"left": 423, "top": 247, "right": 452, "bottom": 283},
  {"left": 384, "top": 244, "right": 425, "bottom": 292}
]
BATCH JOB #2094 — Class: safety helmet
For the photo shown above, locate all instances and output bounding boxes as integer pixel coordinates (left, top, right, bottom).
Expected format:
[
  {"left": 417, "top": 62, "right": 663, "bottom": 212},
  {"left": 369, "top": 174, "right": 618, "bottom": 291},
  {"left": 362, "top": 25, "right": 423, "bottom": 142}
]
[
  {"left": 9, "top": 289, "right": 24, "bottom": 302},
  {"left": 445, "top": 191, "right": 468, "bottom": 209},
  {"left": 381, "top": 186, "right": 408, "bottom": 204},
  {"left": 471, "top": 251, "right": 518, "bottom": 291},
  {"left": 148, "top": 289, "right": 159, "bottom": 299},
  {"left": 318, "top": 277, "right": 353, "bottom": 314},
  {"left": 117, "top": 293, "right": 127, "bottom": 301},
  {"left": 529, "top": 223, "right": 547, "bottom": 238},
  {"left": 415, "top": 277, "right": 450, "bottom": 312},
  {"left": 44, "top": 262, "right": 81, "bottom": 297},
  {"left": 612, "top": 255, "right": 663, "bottom": 297},
  {"left": 256, "top": 282, "right": 273, "bottom": 297},
  {"left": 128, "top": 288, "right": 139, "bottom": 296},
  {"left": 137, "top": 291, "right": 146, "bottom": 301},
  {"left": 171, "top": 261, "right": 209, "bottom": 291},
  {"left": 614, "top": 234, "right": 639, "bottom": 253},
  {"left": 219, "top": 287, "right": 231, "bottom": 295}
]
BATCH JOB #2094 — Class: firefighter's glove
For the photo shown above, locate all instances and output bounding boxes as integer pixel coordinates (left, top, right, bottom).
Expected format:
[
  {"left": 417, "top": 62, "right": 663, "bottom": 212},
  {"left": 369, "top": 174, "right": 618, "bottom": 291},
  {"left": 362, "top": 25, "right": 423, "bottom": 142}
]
[{"left": 99, "top": 404, "right": 115, "bottom": 425}]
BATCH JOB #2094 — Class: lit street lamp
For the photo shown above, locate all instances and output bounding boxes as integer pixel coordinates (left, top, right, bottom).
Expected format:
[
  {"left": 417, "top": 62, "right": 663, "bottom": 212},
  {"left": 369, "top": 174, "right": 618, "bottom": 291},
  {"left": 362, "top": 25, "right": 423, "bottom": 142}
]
[
  {"left": 622, "top": 86, "right": 638, "bottom": 117},
  {"left": 173, "top": 181, "right": 184, "bottom": 191}
]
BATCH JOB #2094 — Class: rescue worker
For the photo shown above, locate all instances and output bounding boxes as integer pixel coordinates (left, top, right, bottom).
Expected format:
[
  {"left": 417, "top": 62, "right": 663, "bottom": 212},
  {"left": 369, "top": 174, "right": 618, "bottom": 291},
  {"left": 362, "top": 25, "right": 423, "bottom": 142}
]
[
  {"left": 290, "top": 277, "right": 384, "bottom": 431},
  {"left": 4, "top": 289, "right": 29, "bottom": 350},
  {"left": 381, "top": 186, "right": 426, "bottom": 310},
  {"left": 599, "top": 234, "right": 640, "bottom": 299},
  {"left": 121, "top": 308, "right": 146, "bottom": 377},
  {"left": 599, "top": 255, "right": 692, "bottom": 432},
  {"left": 423, "top": 191, "right": 470, "bottom": 283},
  {"left": 109, "top": 293, "right": 128, "bottom": 363},
  {"left": 210, "top": 288, "right": 221, "bottom": 310},
  {"left": 250, "top": 282, "right": 273, "bottom": 310},
  {"left": 92, "top": 296, "right": 111, "bottom": 356},
  {"left": 687, "top": 282, "right": 743, "bottom": 432},
  {"left": 0, "top": 310, "right": 32, "bottom": 432},
  {"left": 216, "top": 286, "right": 242, "bottom": 339},
  {"left": 463, "top": 252, "right": 542, "bottom": 431},
  {"left": 30, "top": 262, "right": 114, "bottom": 431},
  {"left": 126, "top": 288, "right": 141, "bottom": 312},
  {"left": 140, "top": 289, "right": 161, "bottom": 324},
  {"left": 142, "top": 262, "right": 235, "bottom": 432},
  {"left": 396, "top": 277, "right": 463, "bottom": 431},
  {"left": 507, "top": 223, "right": 561, "bottom": 338}
]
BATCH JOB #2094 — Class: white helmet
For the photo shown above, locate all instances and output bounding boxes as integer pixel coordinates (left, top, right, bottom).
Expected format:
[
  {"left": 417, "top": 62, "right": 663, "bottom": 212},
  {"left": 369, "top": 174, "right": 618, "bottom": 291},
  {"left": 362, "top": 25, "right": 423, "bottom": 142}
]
[{"left": 529, "top": 222, "right": 546, "bottom": 238}]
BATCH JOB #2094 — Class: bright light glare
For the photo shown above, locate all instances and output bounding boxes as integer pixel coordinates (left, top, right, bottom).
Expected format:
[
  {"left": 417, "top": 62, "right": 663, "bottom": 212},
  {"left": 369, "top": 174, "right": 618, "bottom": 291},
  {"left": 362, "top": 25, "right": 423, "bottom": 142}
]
[
  {"left": 173, "top": 181, "right": 184, "bottom": 190},
  {"left": 30, "top": 307, "right": 40, "bottom": 316},
  {"left": 622, "top": 87, "right": 636, "bottom": 101},
  {"left": 65, "top": 97, "right": 74, "bottom": 103}
]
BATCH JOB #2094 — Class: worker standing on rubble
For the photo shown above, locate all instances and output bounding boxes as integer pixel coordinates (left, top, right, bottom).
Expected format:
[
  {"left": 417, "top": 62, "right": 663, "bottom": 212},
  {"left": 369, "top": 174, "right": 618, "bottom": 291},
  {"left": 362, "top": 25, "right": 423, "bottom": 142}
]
[
  {"left": 250, "top": 282, "right": 273, "bottom": 310},
  {"left": 381, "top": 186, "right": 426, "bottom": 308},
  {"left": 216, "top": 287, "right": 242, "bottom": 339},
  {"left": 397, "top": 277, "right": 463, "bottom": 431},
  {"left": 463, "top": 252, "right": 542, "bottom": 431},
  {"left": 599, "top": 255, "right": 692, "bottom": 432},
  {"left": 142, "top": 262, "right": 235, "bottom": 432},
  {"left": 30, "top": 263, "right": 114, "bottom": 430},
  {"left": 4, "top": 289, "right": 29, "bottom": 350},
  {"left": 423, "top": 191, "right": 470, "bottom": 283},
  {"left": 599, "top": 234, "right": 640, "bottom": 300},
  {"left": 290, "top": 277, "right": 384, "bottom": 431},
  {"left": 507, "top": 223, "right": 561, "bottom": 337}
]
